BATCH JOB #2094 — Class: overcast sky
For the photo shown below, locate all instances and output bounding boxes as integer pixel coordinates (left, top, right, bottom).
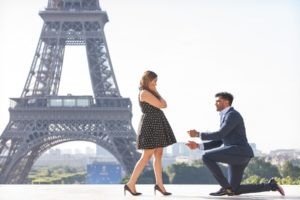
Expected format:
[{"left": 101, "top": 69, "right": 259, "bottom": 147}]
[{"left": 0, "top": 0, "right": 299, "bottom": 153}]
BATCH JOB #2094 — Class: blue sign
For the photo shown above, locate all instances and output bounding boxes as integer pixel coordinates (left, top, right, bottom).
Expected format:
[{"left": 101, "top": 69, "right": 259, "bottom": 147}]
[{"left": 86, "top": 162, "right": 122, "bottom": 184}]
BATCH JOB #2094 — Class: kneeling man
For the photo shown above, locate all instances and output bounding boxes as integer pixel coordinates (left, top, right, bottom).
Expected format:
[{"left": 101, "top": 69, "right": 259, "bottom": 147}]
[{"left": 186, "top": 92, "right": 284, "bottom": 196}]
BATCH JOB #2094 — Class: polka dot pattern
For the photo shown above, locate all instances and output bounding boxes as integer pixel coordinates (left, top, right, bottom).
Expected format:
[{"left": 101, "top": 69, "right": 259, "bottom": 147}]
[{"left": 137, "top": 101, "right": 177, "bottom": 149}]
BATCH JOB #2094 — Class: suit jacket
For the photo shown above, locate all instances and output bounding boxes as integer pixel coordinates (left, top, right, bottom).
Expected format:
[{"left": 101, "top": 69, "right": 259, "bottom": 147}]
[{"left": 201, "top": 107, "right": 254, "bottom": 157}]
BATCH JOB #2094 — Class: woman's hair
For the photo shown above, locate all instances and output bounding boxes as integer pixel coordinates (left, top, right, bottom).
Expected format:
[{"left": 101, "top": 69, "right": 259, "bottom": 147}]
[{"left": 139, "top": 70, "right": 161, "bottom": 99}]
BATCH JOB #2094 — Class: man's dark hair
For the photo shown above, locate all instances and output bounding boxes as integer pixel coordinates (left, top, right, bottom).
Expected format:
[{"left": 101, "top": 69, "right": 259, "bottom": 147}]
[{"left": 215, "top": 92, "right": 234, "bottom": 105}]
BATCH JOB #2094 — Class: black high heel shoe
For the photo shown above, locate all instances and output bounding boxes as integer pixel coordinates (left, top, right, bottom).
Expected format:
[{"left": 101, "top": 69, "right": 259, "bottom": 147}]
[
  {"left": 124, "top": 185, "right": 142, "bottom": 196},
  {"left": 154, "top": 184, "right": 172, "bottom": 196}
]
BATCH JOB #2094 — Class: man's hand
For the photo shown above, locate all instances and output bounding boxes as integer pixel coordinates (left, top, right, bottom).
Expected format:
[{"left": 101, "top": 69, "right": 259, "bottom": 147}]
[
  {"left": 187, "top": 129, "right": 200, "bottom": 137},
  {"left": 185, "top": 141, "right": 199, "bottom": 150}
]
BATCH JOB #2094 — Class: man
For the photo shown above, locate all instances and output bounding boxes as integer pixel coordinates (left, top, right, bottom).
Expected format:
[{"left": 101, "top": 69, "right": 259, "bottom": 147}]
[{"left": 186, "top": 92, "right": 284, "bottom": 196}]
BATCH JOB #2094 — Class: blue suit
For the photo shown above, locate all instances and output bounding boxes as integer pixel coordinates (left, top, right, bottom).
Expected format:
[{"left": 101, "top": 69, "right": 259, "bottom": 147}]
[{"left": 201, "top": 107, "right": 272, "bottom": 194}]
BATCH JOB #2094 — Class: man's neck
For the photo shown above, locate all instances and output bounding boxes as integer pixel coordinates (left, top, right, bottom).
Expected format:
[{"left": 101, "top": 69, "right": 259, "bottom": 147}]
[{"left": 220, "top": 106, "right": 231, "bottom": 114}]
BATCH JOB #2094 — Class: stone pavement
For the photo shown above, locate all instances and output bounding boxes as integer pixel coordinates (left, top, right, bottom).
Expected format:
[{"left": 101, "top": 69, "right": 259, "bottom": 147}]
[{"left": 0, "top": 184, "right": 299, "bottom": 200}]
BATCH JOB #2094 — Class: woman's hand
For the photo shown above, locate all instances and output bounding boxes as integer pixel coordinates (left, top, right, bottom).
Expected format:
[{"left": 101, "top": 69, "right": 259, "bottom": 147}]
[{"left": 140, "top": 90, "right": 167, "bottom": 108}]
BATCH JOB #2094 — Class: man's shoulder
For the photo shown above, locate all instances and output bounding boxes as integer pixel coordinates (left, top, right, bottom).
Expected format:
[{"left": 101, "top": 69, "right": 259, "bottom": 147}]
[
  {"left": 227, "top": 108, "right": 243, "bottom": 119},
  {"left": 228, "top": 107, "right": 239, "bottom": 114}
]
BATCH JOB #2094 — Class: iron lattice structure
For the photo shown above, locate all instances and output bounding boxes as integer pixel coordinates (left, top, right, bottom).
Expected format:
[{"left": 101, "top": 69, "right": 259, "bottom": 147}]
[{"left": 0, "top": 0, "right": 140, "bottom": 183}]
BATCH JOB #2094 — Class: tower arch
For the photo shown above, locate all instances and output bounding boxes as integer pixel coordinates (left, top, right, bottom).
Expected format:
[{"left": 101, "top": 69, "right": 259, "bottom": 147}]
[{"left": 0, "top": 0, "right": 140, "bottom": 183}]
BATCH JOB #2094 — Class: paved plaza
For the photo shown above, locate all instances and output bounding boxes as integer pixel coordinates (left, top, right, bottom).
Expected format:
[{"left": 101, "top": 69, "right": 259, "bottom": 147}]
[{"left": 0, "top": 184, "right": 299, "bottom": 200}]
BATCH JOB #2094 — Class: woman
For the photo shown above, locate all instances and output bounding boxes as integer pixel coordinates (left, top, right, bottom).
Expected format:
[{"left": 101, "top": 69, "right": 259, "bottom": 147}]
[{"left": 124, "top": 70, "right": 177, "bottom": 196}]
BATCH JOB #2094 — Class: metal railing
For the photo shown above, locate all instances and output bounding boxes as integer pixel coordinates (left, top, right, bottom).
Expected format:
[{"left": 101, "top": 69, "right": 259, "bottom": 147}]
[
  {"left": 9, "top": 95, "right": 132, "bottom": 109},
  {"left": 46, "top": 0, "right": 100, "bottom": 11}
]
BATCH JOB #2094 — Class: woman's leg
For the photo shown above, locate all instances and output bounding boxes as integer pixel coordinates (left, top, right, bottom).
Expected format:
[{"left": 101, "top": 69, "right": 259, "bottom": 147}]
[
  {"left": 153, "top": 147, "right": 166, "bottom": 191},
  {"left": 126, "top": 149, "right": 155, "bottom": 192}
]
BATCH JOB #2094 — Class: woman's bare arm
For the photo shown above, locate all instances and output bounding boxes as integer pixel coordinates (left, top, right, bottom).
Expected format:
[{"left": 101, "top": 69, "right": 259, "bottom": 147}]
[{"left": 140, "top": 90, "right": 167, "bottom": 108}]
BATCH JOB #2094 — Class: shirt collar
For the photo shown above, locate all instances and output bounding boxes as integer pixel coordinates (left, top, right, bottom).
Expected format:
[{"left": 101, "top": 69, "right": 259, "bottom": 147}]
[{"left": 219, "top": 106, "right": 231, "bottom": 116}]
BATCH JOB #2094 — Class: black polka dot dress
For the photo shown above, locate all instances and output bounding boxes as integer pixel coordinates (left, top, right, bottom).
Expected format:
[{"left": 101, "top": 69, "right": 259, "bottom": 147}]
[{"left": 137, "top": 101, "right": 177, "bottom": 149}]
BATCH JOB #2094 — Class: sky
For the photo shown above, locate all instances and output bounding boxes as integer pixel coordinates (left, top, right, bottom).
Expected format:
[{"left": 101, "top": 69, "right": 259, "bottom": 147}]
[{"left": 0, "top": 0, "right": 299, "bottom": 153}]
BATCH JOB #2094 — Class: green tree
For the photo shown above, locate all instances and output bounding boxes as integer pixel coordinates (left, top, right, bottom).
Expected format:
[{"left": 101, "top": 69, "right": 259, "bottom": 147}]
[
  {"left": 280, "top": 161, "right": 300, "bottom": 178},
  {"left": 279, "top": 176, "right": 300, "bottom": 185},
  {"left": 242, "top": 175, "right": 267, "bottom": 184},
  {"left": 165, "top": 162, "right": 226, "bottom": 184},
  {"left": 121, "top": 168, "right": 170, "bottom": 184},
  {"left": 64, "top": 166, "right": 77, "bottom": 173},
  {"left": 29, "top": 166, "right": 86, "bottom": 184},
  {"left": 244, "top": 157, "right": 281, "bottom": 179},
  {"left": 47, "top": 169, "right": 52, "bottom": 177}
]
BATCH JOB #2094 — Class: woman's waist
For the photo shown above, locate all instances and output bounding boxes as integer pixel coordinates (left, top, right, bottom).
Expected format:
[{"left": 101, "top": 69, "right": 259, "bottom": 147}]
[
  {"left": 141, "top": 111, "right": 162, "bottom": 115},
  {"left": 141, "top": 108, "right": 163, "bottom": 113}
]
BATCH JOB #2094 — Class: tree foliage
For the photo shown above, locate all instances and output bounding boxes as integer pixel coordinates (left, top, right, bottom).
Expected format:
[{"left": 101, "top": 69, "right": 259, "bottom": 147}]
[
  {"left": 166, "top": 161, "right": 226, "bottom": 184},
  {"left": 29, "top": 158, "right": 300, "bottom": 184},
  {"left": 28, "top": 166, "right": 86, "bottom": 184},
  {"left": 244, "top": 157, "right": 281, "bottom": 179},
  {"left": 121, "top": 168, "right": 170, "bottom": 184},
  {"left": 280, "top": 161, "right": 300, "bottom": 178}
]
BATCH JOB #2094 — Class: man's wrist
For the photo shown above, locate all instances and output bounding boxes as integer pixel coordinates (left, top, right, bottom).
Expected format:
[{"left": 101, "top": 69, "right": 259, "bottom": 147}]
[{"left": 198, "top": 142, "right": 204, "bottom": 150}]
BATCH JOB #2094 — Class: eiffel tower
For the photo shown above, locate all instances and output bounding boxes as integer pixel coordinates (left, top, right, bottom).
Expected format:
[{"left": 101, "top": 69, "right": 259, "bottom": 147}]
[{"left": 0, "top": 0, "right": 140, "bottom": 184}]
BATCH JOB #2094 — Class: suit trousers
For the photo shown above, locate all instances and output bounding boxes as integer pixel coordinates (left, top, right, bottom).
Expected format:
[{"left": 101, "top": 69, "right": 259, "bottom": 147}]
[{"left": 202, "top": 148, "right": 271, "bottom": 194}]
